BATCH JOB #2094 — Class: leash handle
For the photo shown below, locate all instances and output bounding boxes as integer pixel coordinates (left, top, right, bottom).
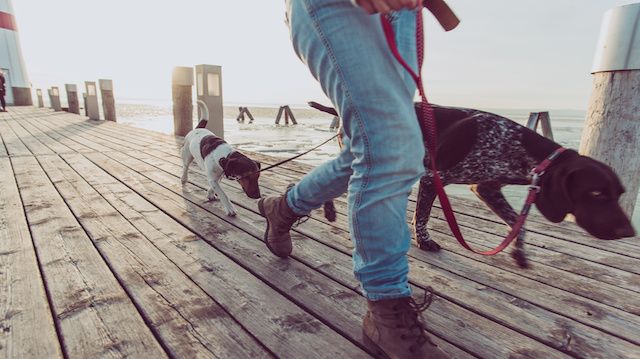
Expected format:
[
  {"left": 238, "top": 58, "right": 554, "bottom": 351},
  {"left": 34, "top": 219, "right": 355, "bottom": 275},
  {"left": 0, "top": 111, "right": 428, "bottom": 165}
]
[{"left": 381, "top": 10, "right": 563, "bottom": 256}]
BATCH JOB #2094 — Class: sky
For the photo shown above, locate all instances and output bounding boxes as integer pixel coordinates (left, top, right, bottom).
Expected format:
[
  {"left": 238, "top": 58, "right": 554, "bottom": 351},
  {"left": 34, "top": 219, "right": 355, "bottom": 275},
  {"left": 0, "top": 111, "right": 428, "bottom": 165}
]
[{"left": 11, "top": 0, "right": 638, "bottom": 110}]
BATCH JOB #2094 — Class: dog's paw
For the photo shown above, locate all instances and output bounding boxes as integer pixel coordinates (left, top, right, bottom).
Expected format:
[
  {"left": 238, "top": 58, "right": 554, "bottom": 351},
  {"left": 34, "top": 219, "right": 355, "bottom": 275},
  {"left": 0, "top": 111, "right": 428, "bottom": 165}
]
[
  {"left": 511, "top": 249, "right": 529, "bottom": 269},
  {"left": 418, "top": 239, "right": 441, "bottom": 252},
  {"left": 226, "top": 210, "right": 237, "bottom": 217},
  {"left": 207, "top": 190, "right": 218, "bottom": 201},
  {"left": 323, "top": 201, "right": 337, "bottom": 222}
]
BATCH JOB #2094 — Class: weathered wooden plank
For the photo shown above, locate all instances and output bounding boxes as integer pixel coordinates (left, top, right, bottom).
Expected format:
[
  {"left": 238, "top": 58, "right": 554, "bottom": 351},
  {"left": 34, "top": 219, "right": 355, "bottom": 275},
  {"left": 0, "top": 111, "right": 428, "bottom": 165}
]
[
  {"left": 0, "top": 121, "right": 31, "bottom": 157},
  {"left": 11, "top": 155, "right": 166, "bottom": 358},
  {"left": 92, "top": 150, "right": 573, "bottom": 359},
  {"left": 39, "top": 154, "right": 270, "bottom": 359},
  {"left": 0, "top": 122, "right": 8, "bottom": 158},
  {"left": 72, "top": 152, "right": 374, "bottom": 359},
  {"left": 26, "top": 115, "right": 112, "bottom": 153},
  {"left": 119, "top": 150, "right": 640, "bottom": 358},
  {"left": 21, "top": 116, "right": 94, "bottom": 154},
  {"left": 5, "top": 119, "right": 54, "bottom": 155},
  {"left": 0, "top": 157, "right": 62, "bottom": 358},
  {"left": 10, "top": 116, "right": 75, "bottom": 154}
]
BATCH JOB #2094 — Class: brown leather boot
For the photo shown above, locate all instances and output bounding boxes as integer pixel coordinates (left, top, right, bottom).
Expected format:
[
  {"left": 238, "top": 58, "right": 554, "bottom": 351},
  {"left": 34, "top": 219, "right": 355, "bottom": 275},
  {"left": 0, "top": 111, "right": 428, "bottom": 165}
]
[
  {"left": 257, "top": 194, "right": 300, "bottom": 258},
  {"left": 363, "top": 290, "right": 449, "bottom": 359}
]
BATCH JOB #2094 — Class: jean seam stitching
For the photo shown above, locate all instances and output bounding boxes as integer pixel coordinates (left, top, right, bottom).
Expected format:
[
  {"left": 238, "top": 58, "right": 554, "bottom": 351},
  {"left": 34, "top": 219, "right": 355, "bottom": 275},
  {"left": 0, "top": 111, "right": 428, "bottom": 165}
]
[{"left": 305, "top": 0, "right": 372, "bottom": 264}]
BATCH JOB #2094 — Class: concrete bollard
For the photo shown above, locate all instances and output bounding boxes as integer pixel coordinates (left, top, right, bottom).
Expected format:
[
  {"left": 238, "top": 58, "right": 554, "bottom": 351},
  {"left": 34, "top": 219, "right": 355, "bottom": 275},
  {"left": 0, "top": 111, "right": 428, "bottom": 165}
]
[
  {"left": 35, "top": 89, "right": 44, "bottom": 108},
  {"left": 50, "top": 87, "right": 62, "bottom": 111},
  {"left": 580, "top": 3, "right": 640, "bottom": 218},
  {"left": 65, "top": 84, "right": 80, "bottom": 114},
  {"left": 47, "top": 89, "right": 53, "bottom": 109},
  {"left": 84, "top": 81, "right": 100, "bottom": 120},
  {"left": 99, "top": 79, "right": 116, "bottom": 121},
  {"left": 195, "top": 64, "right": 224, "bottom": 138},
  {"left": 83, "top": 93, "right": 88, "bottom": 116},
  {"left": 172, "top": 66, "right": 194, "bottom": 136}
]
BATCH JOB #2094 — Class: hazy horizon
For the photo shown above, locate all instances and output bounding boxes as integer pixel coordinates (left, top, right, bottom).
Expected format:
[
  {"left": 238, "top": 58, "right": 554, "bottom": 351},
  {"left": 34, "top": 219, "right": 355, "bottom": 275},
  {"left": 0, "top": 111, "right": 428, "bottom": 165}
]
[{"left": 13, "top": 0, "right": 638, "bottom": 111}]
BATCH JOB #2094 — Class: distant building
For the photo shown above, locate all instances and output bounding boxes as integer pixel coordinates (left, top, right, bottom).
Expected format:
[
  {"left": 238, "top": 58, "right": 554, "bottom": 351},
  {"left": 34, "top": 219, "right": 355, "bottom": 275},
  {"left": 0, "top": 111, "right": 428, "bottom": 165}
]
[{"left": 0, "top": 0, "right": 32, "bottom": 105}]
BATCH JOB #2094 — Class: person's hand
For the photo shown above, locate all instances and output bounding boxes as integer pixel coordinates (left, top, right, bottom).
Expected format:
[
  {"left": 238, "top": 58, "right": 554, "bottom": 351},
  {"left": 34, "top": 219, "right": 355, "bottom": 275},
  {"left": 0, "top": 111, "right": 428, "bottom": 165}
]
[{"left": 352, "top": 0, "right": 421, "bottom": 15}]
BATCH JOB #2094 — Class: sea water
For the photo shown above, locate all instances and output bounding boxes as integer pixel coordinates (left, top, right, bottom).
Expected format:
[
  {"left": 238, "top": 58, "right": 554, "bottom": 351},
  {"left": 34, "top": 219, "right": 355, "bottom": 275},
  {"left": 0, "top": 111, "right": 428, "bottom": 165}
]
[{"left": 115, "top": 99, "right": 640, "bottom": 228}]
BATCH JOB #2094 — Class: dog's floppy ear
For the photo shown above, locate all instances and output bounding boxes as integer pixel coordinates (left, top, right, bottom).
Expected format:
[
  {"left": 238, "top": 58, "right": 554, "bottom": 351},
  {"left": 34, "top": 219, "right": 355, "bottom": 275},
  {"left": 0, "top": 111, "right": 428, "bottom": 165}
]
[
  {"left": 536, "top": 164, "right": 573, "bottom": 223},
  {"left": 219, "top": 157, "right": 229, "bottom": 170}
]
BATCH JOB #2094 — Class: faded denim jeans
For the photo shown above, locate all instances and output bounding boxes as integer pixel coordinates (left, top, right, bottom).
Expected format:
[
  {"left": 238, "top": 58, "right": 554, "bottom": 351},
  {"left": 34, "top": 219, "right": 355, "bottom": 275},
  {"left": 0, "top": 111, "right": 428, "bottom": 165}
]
[{"left": 285, "top": 0, "right": 424, "bottom": 300}]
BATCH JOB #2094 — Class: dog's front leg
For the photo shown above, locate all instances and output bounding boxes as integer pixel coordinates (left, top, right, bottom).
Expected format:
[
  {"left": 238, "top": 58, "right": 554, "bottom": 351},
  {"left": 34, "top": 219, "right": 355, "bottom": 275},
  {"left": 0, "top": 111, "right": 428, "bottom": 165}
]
[
  {"left": 413, "top": 175, "right": 440, "bottom": 251},
  {"left": 471, "top": 182, "right": 528, "bottom": 268},
  {"left": 208, "top": 180, "right": 236, "bottom": 217}
]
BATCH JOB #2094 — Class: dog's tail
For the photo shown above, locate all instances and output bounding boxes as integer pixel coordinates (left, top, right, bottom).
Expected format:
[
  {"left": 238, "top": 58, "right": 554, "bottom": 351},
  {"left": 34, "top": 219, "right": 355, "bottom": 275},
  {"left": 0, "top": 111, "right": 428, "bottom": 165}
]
[
  {"left": 308, "top": 101, "right": 339, "bottom": 117},
  {"left": 196, "top": 119, "right": 208, "bottom": 129}
]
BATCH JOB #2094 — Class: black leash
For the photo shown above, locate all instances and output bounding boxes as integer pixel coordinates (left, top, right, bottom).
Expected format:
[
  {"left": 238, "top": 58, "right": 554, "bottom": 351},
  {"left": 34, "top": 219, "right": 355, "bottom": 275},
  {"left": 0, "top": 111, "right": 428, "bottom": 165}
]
[{"left": 239, "top": 133, "right": 339, "bottom": 179}]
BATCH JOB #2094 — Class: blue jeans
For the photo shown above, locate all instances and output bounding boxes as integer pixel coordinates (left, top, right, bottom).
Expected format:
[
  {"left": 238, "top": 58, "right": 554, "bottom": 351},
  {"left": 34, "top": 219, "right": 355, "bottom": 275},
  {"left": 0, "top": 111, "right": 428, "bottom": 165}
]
[{"left": 285, "top": 0, "right": 424, "bottom": 300}]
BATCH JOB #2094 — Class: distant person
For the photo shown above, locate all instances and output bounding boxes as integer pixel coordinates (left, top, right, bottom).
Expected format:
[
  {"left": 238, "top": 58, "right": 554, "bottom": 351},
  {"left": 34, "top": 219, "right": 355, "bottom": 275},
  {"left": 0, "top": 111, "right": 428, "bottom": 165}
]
[
  {"left": 258, "top": 1, "right": 455, "bottom": 358},
  {"left": 0, "top": 71, "right": 6, "bottom": 112}
]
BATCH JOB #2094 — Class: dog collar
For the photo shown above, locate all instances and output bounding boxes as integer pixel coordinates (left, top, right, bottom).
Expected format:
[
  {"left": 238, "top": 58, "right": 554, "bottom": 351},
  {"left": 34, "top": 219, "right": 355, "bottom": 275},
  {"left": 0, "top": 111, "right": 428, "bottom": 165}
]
[
  {"left": 529, "top": 147, "right": 567, "bottom": 192},
  {"left": 222, "top": 152, "right": 239, "bottom": 180}
]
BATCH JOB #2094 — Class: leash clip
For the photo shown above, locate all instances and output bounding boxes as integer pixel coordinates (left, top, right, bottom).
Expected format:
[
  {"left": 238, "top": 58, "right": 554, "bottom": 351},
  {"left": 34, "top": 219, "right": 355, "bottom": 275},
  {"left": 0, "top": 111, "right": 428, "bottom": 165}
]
[{"left": 529, "top": 169, "right": 544, "bottom": 192}]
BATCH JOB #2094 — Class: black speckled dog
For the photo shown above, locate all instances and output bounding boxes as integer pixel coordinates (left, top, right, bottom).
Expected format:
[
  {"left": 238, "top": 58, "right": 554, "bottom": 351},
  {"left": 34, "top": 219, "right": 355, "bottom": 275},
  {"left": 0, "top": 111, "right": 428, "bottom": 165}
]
[{"left": 310, "top": 102, "right": 636, "bottom": 267}]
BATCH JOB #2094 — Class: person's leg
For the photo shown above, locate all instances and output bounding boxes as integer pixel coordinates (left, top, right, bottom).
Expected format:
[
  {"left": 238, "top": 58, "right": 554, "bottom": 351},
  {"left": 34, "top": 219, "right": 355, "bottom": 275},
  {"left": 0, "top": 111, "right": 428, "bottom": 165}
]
[
  {"left": 0, "top": 95, "right": 6, "bottom": 111},
  {"left": 287, "top": 0, "right": 423, "bottom": 300}
]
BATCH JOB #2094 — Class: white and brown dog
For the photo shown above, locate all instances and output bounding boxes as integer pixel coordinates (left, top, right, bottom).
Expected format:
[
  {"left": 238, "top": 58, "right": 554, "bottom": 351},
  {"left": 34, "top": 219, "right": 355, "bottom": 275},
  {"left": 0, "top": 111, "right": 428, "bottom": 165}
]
[{"left": 181, "top": 120, "right": 261, "bottom": 216}]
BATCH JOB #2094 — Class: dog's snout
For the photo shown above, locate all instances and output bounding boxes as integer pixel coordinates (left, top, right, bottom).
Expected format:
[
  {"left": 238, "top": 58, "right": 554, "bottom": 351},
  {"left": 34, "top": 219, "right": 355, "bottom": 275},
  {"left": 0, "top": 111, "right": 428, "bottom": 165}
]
[
  {"left": 248, "top": 192, "right": 261, "bottom": 199},
  {"left": 615, "top": 224, "right": 636, "bottom": 238}
]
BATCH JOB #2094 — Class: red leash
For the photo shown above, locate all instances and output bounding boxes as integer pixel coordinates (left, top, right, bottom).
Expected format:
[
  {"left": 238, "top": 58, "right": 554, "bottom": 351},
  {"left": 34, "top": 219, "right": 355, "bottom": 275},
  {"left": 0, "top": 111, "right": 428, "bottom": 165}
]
[{"left": 381, "top": 9, "right": 566, "bottom": 255}]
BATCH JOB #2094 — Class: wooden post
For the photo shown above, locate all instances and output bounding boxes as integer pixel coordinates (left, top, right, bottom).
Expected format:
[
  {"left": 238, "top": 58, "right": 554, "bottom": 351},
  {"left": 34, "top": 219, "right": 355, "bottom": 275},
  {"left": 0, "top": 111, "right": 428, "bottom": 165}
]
[
  {"left": 284, "top": 107, "right": 289, "bottom": 125},
  {"left": 580, "top": 3, "right": 640, "bottom": 217},
  {"left": 85, "top": 82, "right": 100, "bottom": 120},
  {"left": 99, "top": 79, "right": 116, "bottom": 122},
  {"left": 526, "top": 112, "right": 554, "bottom": 140},
  {"left": 50, "top": 87, "right": 62, "bottom": 111},
  {"left": 35, "top": 89, "right": 44, "bottom": 108},
  {"left": 172, "top": 67, "right": 194, "bottom": 136},
  {"left": 275, "top": 106, "right": 284, "bottom": 125},
  {"left": 244, "top": 107, "right": 255, "bottom": 124},
  {"left": 236, "top": 107, "right": 245, "bottom": 123},
  {"left": 65, "top": 84, "right": 80, "bottom": 114},
  {"left": 285, "top": 106, "right": 298, "bottom": 125}
]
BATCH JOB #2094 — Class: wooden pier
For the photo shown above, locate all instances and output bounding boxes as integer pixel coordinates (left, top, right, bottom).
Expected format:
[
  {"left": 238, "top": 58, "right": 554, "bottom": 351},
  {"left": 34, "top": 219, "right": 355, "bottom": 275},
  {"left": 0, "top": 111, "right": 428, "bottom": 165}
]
[{"left": 1, "top": 107, "right": 639, "bottom": 358}]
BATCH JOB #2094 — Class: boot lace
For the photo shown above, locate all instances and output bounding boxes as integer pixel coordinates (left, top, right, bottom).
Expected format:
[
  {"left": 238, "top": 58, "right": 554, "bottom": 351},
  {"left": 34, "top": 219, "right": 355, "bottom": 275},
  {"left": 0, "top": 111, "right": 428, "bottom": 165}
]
[{"left": 396, "top": 287, "right": 437, "bottom": 352}]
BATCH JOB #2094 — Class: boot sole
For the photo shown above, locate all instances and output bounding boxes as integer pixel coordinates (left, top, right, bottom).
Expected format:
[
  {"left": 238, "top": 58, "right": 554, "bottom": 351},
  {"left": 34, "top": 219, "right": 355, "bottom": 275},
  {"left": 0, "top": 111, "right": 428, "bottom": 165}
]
[
  {"left": 257, "top": 198, "right": 289, "bottom": 258},
  {"left": 362, "top": 331, "right": 391, "bottom": 359}
]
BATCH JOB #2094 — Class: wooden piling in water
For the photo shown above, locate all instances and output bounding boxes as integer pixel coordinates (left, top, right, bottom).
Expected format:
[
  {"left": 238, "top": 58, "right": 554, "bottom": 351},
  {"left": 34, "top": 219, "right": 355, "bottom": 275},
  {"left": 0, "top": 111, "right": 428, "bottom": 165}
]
[
  {"left": 236, "top": 107, "right": 255, "bottom": 124},
  {"left": 580, "top": 3, "right": 640, "bottom": 218},
  {"left": 171, "top": 66, "right": 194, "bottom": 137},
  {"left": 275, "top": 105, "right": 297, "bottom": 125},
  {"left": 99, "top": 79, "right": 116, "bottom": 122},
  {"left": 526, "top": 112, "right": 554, "bottom": 140}
]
